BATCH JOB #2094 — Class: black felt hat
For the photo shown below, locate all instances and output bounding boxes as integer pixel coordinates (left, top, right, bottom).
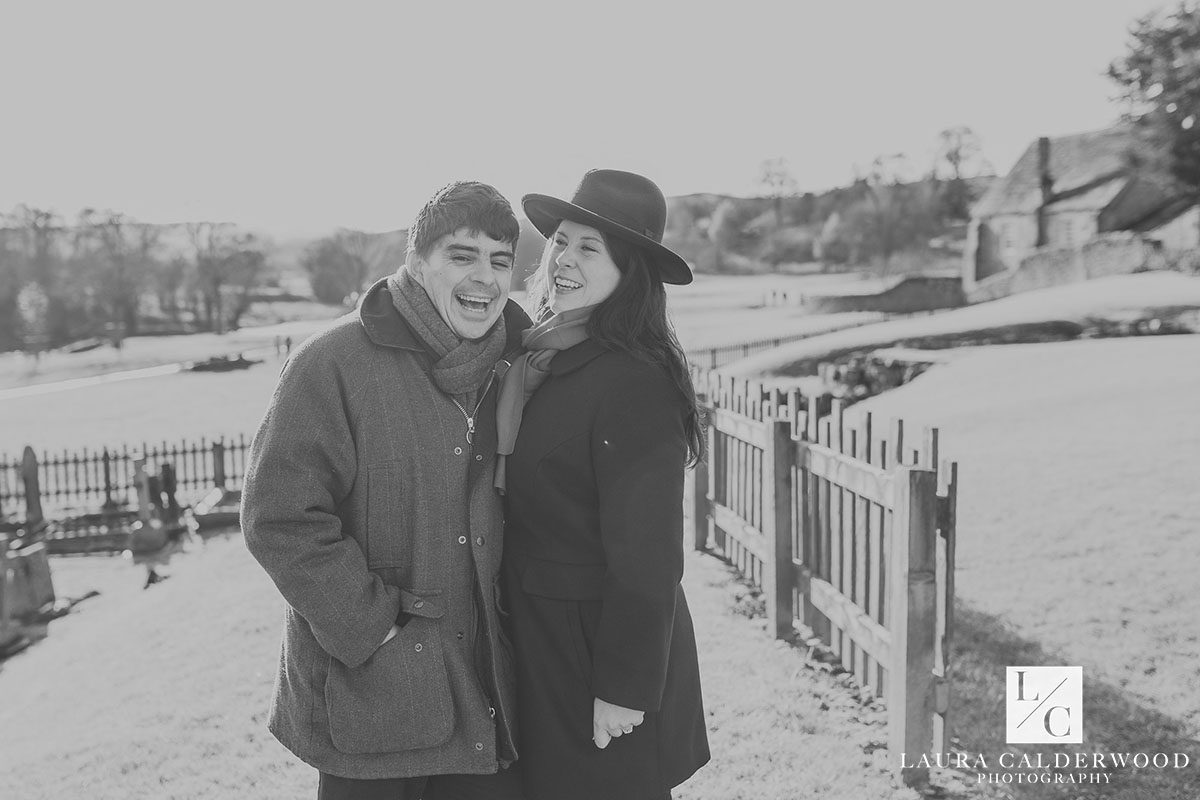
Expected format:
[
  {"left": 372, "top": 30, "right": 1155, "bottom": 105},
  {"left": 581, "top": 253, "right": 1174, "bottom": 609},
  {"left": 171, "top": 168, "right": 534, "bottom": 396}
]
[{"left": 523, "top": 169, "right": 693, "bottom": 285}]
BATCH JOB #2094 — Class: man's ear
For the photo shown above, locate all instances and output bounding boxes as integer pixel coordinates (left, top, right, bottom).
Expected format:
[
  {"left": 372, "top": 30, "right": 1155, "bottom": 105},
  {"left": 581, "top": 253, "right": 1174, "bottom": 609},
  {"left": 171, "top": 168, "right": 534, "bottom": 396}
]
[{"left": 404, "top": 253, "right": 425, "bottom": 287}]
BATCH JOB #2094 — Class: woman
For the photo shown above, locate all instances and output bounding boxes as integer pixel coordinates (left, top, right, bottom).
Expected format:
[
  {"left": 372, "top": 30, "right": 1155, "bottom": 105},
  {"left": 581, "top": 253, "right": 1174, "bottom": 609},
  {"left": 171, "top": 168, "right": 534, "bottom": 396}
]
[{"left": 496, "top": 169, "right": 710, "bottom": 800}]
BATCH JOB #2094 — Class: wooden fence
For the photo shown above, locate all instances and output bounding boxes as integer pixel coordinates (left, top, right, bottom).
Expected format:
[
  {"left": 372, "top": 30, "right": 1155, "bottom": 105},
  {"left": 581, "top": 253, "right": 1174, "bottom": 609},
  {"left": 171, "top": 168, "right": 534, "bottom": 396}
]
[
  {"left": 0, "top": 435, "right": 250, "bottom": 524},
  {"left": 689, "top": 368, "right": 956, "bottom": 787}
]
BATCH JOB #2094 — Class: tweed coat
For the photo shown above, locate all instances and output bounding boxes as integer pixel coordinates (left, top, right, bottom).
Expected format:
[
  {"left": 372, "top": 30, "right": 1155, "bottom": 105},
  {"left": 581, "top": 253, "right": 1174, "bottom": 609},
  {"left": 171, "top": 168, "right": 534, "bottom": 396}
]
[
  {"left": 502, "top": 340, "right": 711, "bottom": 800},
  {"left": 242, "top": 276, "right": 531, "bottom": 779}
]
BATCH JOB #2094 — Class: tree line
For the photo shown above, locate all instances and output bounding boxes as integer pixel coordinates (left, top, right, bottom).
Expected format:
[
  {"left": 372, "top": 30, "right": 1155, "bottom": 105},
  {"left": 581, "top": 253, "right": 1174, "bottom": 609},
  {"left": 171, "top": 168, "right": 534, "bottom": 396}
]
[
  {"left": 0, "top": 207, "right": 268, "bottom": 354},
  {"left": 663, "top": 126, "right": 993, "bottom": 276}
]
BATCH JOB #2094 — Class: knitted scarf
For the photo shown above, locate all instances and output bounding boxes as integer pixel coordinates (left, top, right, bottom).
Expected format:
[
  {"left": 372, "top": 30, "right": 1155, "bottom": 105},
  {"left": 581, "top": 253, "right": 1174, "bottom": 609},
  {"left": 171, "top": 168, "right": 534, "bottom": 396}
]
[
  {"left": 494, "top": 306, "right": 593, "bottom": 492},
  {"left": 387, "top": 270, "right": 508, "bottom": 402}
]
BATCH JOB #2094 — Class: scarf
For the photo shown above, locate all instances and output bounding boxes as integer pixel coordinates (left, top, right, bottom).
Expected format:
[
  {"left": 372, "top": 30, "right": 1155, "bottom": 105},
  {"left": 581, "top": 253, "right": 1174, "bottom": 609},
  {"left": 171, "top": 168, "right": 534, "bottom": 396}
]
[
  {"left": 387, "top": 270, "right": 508, "bottom": 402},
  {"left": 494, "top": 306, "right": 594, "bottom": 492}
]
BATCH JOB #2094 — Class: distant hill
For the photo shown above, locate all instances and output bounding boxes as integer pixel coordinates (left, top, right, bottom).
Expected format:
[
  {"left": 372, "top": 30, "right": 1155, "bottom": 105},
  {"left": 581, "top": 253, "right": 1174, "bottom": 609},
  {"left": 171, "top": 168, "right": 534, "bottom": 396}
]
[{"left": 660, "top": 175, "right": 997, "bottom": 275}]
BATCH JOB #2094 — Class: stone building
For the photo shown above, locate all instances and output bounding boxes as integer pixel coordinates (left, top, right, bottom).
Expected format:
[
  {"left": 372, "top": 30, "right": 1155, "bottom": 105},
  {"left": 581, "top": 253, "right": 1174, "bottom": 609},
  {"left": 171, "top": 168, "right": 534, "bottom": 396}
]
[{"left": 963, "top": 125, "right": 1198, "bottom": 298}]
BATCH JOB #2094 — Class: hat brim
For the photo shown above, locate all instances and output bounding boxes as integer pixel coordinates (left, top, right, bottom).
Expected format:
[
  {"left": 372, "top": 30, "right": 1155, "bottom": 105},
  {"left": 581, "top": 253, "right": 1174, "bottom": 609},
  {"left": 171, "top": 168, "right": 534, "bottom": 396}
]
[{"left": 522, "top": 194, "right": 693, "bottom": 285}]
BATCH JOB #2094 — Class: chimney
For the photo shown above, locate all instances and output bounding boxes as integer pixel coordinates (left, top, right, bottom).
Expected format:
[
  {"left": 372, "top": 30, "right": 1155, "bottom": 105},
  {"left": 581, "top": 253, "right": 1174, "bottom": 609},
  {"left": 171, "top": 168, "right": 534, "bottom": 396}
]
[{"left": 1035, "top": 136, "right": 1052, "bottom": 248}]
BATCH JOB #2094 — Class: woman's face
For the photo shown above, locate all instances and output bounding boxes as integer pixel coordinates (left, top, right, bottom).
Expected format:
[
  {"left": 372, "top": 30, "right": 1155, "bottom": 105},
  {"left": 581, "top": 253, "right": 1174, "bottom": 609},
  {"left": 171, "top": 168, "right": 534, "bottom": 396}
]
[{"left": 543, "top": 220, "right": 622, "bottom": 314}]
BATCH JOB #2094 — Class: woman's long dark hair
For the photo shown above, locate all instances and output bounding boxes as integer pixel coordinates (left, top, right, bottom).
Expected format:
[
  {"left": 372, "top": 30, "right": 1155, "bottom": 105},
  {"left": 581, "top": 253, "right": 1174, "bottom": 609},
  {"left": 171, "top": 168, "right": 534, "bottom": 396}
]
[{"left": 528, "top": 231, "right": 705, "bottom": 465}]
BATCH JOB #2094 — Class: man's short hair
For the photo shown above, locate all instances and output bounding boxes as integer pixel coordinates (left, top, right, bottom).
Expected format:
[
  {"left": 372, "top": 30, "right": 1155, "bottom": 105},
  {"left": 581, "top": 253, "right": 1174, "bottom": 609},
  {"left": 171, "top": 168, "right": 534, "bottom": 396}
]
[{"left": 407, "top": 181, "right": 520, "bottom": 259}]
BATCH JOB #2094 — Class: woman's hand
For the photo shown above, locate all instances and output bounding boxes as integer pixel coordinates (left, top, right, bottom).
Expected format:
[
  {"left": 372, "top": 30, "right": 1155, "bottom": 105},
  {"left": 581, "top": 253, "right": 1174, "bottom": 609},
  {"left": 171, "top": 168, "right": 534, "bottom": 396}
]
[{"left": 592, "top": 698, "right": 645, "bottom": 749}]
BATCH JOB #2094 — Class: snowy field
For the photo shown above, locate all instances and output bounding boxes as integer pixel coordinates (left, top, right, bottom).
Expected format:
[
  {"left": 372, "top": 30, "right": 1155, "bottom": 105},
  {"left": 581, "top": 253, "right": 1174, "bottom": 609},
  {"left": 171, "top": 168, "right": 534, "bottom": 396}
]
[
  {"left": 1, "top": 273, "right": 878, "bottom": 456},
  {"left": 848, "top": 333, "right": 1200, "bottom": 798},
  {"left": 725, "top": 272, "right": 1200, "bottom": 377}
]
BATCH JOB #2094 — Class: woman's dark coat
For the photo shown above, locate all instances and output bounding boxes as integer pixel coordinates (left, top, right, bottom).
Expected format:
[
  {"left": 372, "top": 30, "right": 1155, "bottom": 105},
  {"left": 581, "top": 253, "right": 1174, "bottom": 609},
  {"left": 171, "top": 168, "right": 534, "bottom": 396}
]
[{"left": 502, "top": 339, "right": 710, "bottom": 800}]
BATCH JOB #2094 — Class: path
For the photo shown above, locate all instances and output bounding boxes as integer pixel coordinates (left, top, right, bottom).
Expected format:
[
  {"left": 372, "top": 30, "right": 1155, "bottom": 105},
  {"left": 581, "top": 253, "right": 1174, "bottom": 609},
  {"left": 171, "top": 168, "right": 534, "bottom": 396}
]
[{"left": 0, "top": 349, "right": 276, "bottom": 402}]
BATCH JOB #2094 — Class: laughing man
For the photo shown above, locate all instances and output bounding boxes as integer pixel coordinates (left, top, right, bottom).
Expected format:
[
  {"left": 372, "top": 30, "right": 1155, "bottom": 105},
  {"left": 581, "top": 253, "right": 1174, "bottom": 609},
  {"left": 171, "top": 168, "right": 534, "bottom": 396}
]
[{"left": 242, "top": 181, "right": 531, "bottom": 800}]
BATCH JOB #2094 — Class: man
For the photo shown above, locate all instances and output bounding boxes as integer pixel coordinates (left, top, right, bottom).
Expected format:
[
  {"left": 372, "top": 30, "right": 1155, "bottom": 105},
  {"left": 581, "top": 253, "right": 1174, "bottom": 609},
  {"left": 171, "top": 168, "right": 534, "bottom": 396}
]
[{"left": 242, "top": 181, "right": 530, "bottom": 800}]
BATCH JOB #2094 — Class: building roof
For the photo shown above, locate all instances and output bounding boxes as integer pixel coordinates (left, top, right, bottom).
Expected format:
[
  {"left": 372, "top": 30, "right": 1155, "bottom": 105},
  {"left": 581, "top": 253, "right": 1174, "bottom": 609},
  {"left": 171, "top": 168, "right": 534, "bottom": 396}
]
[
  {"left": 1127, "top": 194, "right": 1196, "bottom": 233},
  {"left": 1047, "top": 178, "right": 1127, "bottom": 214},
  {"left": 973, "top": 125, "right": 1149, "bottom": 218}
]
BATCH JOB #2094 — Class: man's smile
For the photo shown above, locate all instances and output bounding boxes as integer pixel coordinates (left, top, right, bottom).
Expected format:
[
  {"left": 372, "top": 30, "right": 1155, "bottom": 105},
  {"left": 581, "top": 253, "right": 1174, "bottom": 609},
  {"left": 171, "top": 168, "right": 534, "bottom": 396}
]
[{"left": 455, "top": 291, "right": 495, "bottom": 315}]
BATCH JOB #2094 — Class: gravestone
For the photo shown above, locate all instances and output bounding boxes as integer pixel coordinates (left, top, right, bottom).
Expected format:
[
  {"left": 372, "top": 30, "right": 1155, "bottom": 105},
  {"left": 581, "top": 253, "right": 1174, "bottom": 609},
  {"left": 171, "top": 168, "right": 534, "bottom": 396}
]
[{"left": 21, "top": 446, "right": 43, "bottom": 528}]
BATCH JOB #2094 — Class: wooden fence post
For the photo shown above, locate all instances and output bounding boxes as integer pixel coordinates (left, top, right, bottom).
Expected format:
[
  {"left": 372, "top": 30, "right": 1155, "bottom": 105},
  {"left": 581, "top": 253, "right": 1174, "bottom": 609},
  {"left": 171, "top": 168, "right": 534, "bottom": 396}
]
[
  {"left": 20, "top": 447, "right": 43, "bottom": 528},
  {"left": 933, "top": 460, "right": 958, "bottom": 755},
  {"left": 212, "top": 440, "right": 226, "bottom": 489},
  {"left": 692, "top": 395, "right": 712, "bottom": 552},
  {"left": 889, "top": 466, "right": 938, "bottom": 787},
  {"left": 705, "top": 398, "right": 721, "bottom": 551},
  {"left": 763, "top": 419, "right": 795, "bottom": 639}
]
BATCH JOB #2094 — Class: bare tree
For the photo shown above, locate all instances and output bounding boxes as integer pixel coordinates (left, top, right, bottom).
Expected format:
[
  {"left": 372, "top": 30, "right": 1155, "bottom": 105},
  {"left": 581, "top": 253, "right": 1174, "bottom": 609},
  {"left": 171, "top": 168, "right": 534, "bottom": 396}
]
[
  {"left": 151, "top": 255, "right": 190, "bottom": 325},
  {"left": 759, "top": 156, "right": 799, "bottom": 227},
  {"left": 186, "top": 222, "right": 266, "bottom": 332},
  {"left": 74, "top": 210, "right": 161, "bottom": 342},
  {"left": 224, "top": 239, "right": 267, "bottom": 330},
  {"left": 860, "top": 154, "right": 912, "bottom": 270},
  {"left": 187, "top": 222, "right": 235, "bottom": 332},
  {"left": 934, "top": 126, "right": 990, "bottom": 220},
  {"left": 10, "top": 206, "right": 62, "bottom": 291},
  {"left": 6, "top": 206, "right": 69, "bottom": 343}
]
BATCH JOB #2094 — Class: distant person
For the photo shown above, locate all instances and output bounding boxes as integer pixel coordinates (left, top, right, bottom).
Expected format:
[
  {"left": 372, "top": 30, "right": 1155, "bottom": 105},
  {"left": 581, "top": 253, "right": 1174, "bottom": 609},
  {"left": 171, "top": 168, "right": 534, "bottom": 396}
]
[
  {"left": 496, "top": 169, "right": 710, "bottom": 800},
  {"left": 242, "top": 181, "right": 530, "bottom": 800},
  {"left": 284, "top": 335, "right": 293, "bottom": 356}
]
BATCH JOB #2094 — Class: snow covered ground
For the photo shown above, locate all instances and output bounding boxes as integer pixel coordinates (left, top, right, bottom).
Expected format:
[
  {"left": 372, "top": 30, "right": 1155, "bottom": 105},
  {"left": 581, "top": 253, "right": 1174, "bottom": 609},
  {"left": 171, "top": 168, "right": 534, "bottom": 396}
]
[
  {"left": 850, "top": 334, "right": 1200, "bottom": 747},
  {"left": 723, "top": 272, "right": 1200, "bottom": 377}
]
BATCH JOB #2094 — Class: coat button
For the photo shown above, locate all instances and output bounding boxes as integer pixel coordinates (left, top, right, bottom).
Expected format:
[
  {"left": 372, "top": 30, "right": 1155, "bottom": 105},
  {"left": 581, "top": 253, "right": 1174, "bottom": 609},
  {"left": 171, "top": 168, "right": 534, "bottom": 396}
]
[
  {"left": 475, "top": 454, "right": 483, "bottom": 461},
  {"left": 414, "top": 643, "right": 423, "bottom": 652},
  {"left": 475, "top": 536, "right": 485, "bottom": 546},
  {"left": 474, "top": 742, "right": 484, "bottom": 751},
  {"left": 456, "top": 631, "right": 464, "bottom": 640},
  {"left": 454, "top": 447, "right": 463, "bottom": 455},
  {"left": 414, "top": 600, "right": 424, "bottom": 609},
  {"left": 458, "top": 535, "right": 467, "bottom": 544}
]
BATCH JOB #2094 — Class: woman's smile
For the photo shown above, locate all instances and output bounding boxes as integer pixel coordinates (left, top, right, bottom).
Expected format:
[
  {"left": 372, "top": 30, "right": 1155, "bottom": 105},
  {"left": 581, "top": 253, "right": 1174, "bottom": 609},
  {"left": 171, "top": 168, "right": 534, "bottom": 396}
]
[{"left": 552, "top": 274, "right": 584, "bottom": 293}]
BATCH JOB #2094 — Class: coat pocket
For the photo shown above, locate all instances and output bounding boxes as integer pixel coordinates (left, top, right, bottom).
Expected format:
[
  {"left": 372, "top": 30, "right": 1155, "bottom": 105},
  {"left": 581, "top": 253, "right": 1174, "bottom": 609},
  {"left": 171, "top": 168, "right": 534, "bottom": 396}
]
[
  {"left": 324, "top": 616, "right": 454, "bottom": 754},
  {"left": 564, "top": 599, "right": 602, "bottom": 689}
]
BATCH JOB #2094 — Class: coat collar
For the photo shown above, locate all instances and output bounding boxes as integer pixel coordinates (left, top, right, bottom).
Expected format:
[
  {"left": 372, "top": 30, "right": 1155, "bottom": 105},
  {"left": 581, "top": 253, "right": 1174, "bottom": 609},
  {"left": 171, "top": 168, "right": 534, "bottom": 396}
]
[
  {"left": 358, "top": 275, "right": 531, "bottom": 357},
  {"left": 548, "top": 339, "right": 609, "bottom": 376}
]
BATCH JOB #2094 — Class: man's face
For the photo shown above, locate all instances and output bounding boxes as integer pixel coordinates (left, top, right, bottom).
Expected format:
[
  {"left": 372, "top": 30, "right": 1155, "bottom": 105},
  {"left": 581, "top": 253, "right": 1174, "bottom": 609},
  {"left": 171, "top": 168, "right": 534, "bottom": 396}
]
[{"left": 408, "top": 228, "right": 515, "bottom": 340}]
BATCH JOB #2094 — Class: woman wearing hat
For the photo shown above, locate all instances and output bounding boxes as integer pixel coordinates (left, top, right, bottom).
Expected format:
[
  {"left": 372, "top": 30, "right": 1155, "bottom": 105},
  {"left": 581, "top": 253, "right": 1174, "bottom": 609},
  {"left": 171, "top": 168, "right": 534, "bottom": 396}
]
[{"left": 496, "top": 170, "right": 710, "bottom": 800}]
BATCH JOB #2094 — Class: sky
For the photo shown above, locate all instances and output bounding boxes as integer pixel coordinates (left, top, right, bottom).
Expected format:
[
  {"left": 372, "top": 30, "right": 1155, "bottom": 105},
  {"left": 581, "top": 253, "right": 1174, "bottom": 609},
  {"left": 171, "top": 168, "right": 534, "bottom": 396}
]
[{"left": 0, "top": 0, "right": 1176, "bottom": 240}]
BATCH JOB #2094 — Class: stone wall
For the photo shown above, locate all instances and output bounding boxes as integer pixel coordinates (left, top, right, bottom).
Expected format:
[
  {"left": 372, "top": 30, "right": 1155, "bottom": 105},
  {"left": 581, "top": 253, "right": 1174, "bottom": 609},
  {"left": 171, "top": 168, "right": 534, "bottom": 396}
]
[
  {"left": 1147, "top": 206, "right": 1200, "bottom": 253},
  {"left": 802, "top": 275, "right": 964, "bottom": 313},
  {"left": 966, "top": 232, "right": 1156, "bottom": 303}
]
